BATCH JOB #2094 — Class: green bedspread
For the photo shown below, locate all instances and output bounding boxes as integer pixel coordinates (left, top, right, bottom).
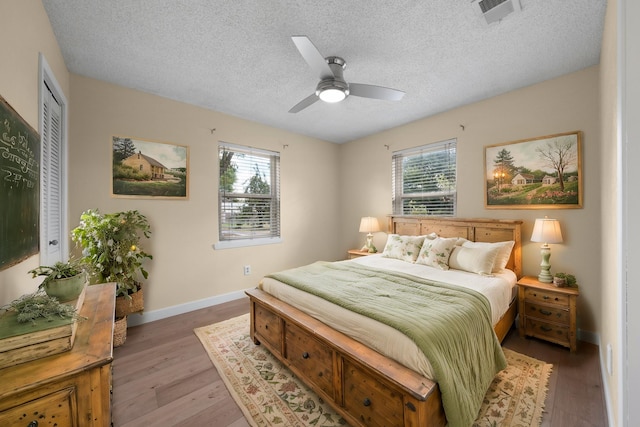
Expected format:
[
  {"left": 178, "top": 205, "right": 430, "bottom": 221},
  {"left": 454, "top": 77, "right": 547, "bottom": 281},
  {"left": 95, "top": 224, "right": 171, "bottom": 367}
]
[{"left": 267, "top": 261, "right": 506, "bottom": 427}]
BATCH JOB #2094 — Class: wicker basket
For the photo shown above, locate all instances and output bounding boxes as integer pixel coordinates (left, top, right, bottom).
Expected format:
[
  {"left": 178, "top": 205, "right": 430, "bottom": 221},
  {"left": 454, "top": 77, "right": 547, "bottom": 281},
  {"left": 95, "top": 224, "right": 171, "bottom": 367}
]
[
  {"left": 113, "top": 316, "right": 127, "bottom": 348},
  {"left": 115, "top": 285, "right": 144, "bottom": 318}
]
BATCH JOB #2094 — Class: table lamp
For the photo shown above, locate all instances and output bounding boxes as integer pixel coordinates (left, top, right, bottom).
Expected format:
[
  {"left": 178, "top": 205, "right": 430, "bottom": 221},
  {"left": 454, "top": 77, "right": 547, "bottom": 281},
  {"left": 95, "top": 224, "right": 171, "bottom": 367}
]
[
  {"left": 359, "top": 217, "right": 380, "bottom": 253},
  {"left": 530, "top": 216, "right": 563, "bottom": 283}
]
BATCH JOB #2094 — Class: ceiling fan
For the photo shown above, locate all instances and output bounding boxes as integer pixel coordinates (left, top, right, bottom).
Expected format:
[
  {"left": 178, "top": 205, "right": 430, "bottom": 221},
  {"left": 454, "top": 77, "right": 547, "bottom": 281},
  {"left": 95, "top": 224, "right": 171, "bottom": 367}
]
[{"left": 288, "top": 36, "right": 405, "bottom": 113}]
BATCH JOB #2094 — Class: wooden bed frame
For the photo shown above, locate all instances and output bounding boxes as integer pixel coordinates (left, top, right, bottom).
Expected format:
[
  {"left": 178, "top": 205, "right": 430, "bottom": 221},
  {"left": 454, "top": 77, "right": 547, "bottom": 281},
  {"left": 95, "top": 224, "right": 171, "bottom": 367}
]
[{"left": 246, "top": 216, "right": 522, "bottom": 427}]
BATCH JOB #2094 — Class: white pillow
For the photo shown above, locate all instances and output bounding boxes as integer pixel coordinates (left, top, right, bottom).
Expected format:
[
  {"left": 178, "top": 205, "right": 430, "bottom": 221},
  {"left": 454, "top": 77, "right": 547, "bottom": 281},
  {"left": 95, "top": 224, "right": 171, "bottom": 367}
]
[
  {"left": 458, "top": 240, "right": 515, "bottom": 273},
  {"left": 415, "top": 237, "right": 458, "bottom": 270},
  {"left": 381, "top": 234, "right": 426, "bottom": 263},
  {"left": 449, "top": 245, "right": 501, "bottom": 276}
]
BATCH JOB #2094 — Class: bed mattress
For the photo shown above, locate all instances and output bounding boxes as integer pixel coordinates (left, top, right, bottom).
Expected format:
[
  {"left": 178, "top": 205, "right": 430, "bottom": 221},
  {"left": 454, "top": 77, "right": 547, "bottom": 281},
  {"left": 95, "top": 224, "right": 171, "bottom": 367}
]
[{"left": 259, "top": 254, "right": 516, "bottom": 380}]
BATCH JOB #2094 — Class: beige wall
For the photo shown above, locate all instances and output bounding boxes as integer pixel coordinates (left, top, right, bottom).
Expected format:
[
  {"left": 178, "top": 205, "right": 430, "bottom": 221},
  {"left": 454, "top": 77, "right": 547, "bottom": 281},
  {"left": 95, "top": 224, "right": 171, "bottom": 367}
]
[
  {"left": 0, "top": 0, "right": 70, "bottom": 304},
  {"left": 339, "top": 67, "right": 602, "bottom": 336},
  {"left": 68, "top": 75, "right": 341, "bottom": 313},
  {"left": 599, "top": 0, "right": 620, "bottom": 424}
]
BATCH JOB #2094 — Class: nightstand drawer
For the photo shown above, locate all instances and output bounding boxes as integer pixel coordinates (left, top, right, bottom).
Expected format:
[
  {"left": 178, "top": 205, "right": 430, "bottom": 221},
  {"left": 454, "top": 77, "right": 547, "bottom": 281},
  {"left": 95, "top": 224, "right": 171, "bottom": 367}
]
[
  {"left": 524, "top": 287, "right": 570, "bottom": 307},
  {"left": 518, "top": 276, "right": 578, "bottom": 351},
  {"left": 524, "top": 302, "right": 570, "bottom": 323},
  {"left": 525, "top": 317, "right": 570, "bottom": 344}
]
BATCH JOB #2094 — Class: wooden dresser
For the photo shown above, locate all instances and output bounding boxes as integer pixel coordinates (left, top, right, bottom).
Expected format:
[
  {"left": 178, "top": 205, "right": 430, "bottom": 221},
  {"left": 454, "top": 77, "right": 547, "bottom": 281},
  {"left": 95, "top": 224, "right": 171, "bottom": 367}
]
[
  {"left": 517, "top": 276, "right": 579, "bottom": 351},
  {"left": 0, "top": 283, "right": 115, "bottom": 427}
]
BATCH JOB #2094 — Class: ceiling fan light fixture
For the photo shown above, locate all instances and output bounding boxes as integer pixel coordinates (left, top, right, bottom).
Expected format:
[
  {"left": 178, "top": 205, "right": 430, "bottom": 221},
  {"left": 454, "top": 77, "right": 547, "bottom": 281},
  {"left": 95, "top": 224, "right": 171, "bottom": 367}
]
[
  {"left": 318, "top": 87, "right": 347, "bottom": 103},
  {"left": 316, "top": 79, "right": 349, "bottom": 103}
]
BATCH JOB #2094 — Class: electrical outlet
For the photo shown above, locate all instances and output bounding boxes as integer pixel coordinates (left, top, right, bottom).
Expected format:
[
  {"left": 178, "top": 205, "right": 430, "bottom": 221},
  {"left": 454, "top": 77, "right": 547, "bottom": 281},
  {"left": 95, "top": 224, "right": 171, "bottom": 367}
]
[
  {"left": 243, "top": 265, "right": 251, "bottom": 276},
  {"left": 607, "top": 343, "right": 613, "bottom": 375}
]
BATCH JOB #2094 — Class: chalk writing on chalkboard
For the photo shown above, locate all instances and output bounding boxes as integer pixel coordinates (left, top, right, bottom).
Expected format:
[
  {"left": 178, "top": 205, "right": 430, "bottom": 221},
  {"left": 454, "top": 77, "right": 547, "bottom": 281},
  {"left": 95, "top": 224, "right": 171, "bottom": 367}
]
[{"left": 0, "top": 95, "right": 40, "bottom": 270}]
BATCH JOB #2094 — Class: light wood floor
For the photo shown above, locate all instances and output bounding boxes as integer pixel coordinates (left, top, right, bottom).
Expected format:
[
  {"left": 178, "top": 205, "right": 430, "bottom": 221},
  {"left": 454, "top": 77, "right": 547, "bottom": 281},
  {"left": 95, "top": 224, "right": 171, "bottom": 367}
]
[{"left": 112, "top": 297, "right": 607, "bottom": 427}]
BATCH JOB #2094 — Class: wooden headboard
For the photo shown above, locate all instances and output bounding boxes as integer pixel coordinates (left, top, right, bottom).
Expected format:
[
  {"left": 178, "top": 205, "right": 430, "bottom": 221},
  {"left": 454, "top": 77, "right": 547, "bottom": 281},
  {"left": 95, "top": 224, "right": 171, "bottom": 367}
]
[{"left": 388, "top": 216, "right": 523, "bottom": 278}]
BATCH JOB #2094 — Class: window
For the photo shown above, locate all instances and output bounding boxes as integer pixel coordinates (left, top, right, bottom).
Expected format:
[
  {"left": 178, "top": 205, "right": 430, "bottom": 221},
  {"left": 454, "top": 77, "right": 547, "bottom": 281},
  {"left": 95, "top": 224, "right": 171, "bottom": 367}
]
[
  {"left": 215, "top": 142, "right": 281, "bottom": 249},
  {"left": 392, "top": 139, "right": 457, "bottom": 216}
]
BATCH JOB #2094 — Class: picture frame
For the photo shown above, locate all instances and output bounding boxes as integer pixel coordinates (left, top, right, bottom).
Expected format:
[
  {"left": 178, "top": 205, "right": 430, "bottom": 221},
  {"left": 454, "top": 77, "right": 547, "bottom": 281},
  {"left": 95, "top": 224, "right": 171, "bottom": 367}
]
[
  {"left": 112, "top": 136, "right": 189, "bottom": 199},
  {"left": 484, "top": 131, "right": 582, "bottom": 209}
]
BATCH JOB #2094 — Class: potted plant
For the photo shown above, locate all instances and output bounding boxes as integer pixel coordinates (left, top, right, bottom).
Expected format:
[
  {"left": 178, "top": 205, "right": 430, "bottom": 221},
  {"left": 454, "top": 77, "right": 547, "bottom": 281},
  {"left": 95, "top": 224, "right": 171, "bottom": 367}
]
[
  {"left": 71, "top": 209, "right": 152, "bottom": 320},
  {"left": 28, "top": 260, "right": 87, "bottom": 302},
  {"left": 553, "top": 272, "right": 577, "bottom": 288}
]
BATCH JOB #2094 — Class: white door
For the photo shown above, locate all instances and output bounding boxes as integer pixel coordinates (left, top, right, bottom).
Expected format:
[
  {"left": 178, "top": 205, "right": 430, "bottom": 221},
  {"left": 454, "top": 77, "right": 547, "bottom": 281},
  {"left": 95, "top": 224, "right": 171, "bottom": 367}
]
[{"left": 39, "top": 55, "right": 68, "bottom": 265}]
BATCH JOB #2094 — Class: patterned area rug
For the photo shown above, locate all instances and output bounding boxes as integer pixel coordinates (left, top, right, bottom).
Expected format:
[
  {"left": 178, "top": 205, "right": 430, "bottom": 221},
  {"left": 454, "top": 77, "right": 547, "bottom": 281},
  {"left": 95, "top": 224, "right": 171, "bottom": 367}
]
[{"left": 194, "top": 314, "right": 552, "bottom": 427}]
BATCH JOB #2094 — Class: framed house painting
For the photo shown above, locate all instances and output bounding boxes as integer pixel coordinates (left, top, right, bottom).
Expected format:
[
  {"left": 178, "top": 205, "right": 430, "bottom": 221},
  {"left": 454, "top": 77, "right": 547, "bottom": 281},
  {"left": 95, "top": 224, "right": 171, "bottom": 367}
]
[
  {"left": 484, "top": 131, "right": 582, "bottom": 209},
  {"left": 112, "top": 136, "right": 189, "bottom": 199}
]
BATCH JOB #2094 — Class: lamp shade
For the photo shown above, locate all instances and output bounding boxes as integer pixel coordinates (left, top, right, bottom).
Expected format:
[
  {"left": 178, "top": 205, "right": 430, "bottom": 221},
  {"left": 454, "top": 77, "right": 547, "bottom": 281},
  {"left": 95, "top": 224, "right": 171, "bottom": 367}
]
[
  {"left": 530, "top": 217, "right": 563, "bottom": 244},
  {"left": 359, "top": 217, "right": 380, "bottom": 233}
]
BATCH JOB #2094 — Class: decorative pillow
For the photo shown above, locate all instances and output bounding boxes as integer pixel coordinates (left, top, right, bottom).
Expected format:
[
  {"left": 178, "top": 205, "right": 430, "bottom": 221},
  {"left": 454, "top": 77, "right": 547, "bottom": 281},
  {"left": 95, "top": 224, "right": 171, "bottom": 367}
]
[
  {"left": 460, "top": 240, "right": 515, "bottom": 273},
  {"left": 448, "top": 245, "right": 501, "bottom": 276},
  {"left": 381, "top": 234, "right": 426, "bottom": 263},
  {"left": 415, "top": 237, "right": 458, "bottom": 270}
]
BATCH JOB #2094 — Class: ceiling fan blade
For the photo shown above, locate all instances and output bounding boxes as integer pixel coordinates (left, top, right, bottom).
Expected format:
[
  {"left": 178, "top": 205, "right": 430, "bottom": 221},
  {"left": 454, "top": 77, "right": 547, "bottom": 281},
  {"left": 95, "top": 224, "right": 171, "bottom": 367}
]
[
  {"left": 288, "top": 93, "right": 319, "bottom": 113},
  {"left": 291, "top": 36, "right": 334, "bottom": 80},
  {"left": 349, "top": 83, "right": 405, "bottom": 101}
]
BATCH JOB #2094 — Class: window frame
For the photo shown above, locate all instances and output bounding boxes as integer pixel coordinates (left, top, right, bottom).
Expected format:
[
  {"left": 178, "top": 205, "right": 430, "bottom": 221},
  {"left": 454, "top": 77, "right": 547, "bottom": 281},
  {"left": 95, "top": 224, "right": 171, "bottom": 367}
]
[
  {"left": 392, "top": 138, "right": 457, "bottom": 217},
  {"left": 214, "top": 142, "right": 282, "bottom": 250}
]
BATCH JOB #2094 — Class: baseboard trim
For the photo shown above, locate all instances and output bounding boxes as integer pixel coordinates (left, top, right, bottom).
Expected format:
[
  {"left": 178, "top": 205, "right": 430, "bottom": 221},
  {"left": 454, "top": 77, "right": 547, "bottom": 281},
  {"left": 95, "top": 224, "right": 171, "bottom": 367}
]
[{"left": 126, "top": 288, "right": 251, "bottom": 327}]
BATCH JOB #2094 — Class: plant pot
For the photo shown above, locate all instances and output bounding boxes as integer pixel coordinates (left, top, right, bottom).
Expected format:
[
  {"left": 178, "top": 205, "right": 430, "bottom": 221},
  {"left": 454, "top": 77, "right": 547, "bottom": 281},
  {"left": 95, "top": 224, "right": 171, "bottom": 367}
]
[
  {"left": 115, "top": 285, "right": 144, "bottom": 318},
  {"left": 113, "top": 316, "right": 127, "bottom": 347},
  {"left": 43, "top": 273, "right": 87, "bottom": 302},
  {"left": 553, "top": 277, "right": 566, "bottom": 287}
]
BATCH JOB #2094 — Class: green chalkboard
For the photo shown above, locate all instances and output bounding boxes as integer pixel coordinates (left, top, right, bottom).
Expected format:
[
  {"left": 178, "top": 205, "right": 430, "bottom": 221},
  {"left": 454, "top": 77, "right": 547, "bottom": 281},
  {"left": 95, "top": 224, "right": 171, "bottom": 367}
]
[{"left": 0, "top": 95, "right": 40, "bottom": 270}]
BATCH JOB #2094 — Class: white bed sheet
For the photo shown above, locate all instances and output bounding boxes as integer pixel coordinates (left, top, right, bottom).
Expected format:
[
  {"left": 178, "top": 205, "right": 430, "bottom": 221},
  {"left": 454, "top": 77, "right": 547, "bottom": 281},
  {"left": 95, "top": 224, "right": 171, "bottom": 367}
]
[{"left": 259, "top": 255, "right": 516, "bottom": 380}]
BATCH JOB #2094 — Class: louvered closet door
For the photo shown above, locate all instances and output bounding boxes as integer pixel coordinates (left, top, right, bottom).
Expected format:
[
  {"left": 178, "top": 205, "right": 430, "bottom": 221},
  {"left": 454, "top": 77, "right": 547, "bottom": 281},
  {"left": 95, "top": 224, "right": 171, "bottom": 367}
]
[{"left": 40, "top": 83, "right": 63, "bottom": 264}]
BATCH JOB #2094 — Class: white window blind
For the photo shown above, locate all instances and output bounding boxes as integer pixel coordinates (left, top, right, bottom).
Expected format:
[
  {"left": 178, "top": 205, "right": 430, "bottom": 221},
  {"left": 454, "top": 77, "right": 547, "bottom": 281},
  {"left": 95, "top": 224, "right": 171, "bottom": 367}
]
[
  {"left": 218, "top": 143, "right": 280, "bottom": 244},
  {"left": 392, "top": 139, "right": 457, "bottom": 216}
]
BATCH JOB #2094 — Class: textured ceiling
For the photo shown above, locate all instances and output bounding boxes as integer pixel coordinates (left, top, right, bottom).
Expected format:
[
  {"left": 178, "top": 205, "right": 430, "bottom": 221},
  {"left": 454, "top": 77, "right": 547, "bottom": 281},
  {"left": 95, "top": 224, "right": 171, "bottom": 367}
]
[{"left": 42, "top": 0, "right": 607, "bottom": 144}]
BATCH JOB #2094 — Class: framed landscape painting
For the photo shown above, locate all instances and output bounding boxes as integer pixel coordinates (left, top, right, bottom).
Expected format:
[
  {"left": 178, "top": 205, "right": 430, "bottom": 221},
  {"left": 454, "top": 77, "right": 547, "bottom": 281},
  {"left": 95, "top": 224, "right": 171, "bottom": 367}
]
[
  {"left": 484, "top": 131, "right": 582, "bottom": 209},
  {"left": 112, "top": 136, "right": 189, "bottom": 199}
]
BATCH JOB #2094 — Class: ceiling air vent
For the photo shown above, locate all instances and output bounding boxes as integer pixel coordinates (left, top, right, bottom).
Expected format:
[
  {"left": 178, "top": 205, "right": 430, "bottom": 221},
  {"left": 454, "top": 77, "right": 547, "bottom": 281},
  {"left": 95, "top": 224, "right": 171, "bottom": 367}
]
[{"left": 472, "top": 0, "right": 521, "bottom": 25}]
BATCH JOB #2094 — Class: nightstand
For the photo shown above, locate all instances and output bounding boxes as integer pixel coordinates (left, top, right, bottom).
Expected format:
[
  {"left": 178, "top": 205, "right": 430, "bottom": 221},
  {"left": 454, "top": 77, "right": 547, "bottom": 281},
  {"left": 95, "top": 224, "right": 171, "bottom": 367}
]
[
  {"left": 347, "top": 249, "right": 376, "bottom": 259},
  {"left": 517, "top": 276, "right": 579, "bottom": 351}
]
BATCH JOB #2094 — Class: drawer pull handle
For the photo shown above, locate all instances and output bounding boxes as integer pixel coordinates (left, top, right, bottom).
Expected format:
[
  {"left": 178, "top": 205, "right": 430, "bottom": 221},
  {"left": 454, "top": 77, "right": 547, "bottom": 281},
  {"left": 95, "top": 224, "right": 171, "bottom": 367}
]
[
  {"left": 302, "top": 352, "right": 309, "bottom": 359},
  {"left": 28, "top": 422, "right": 38, "bottom": 427},
  {"left": 363, "top": 398, "right": 372, "bottom": 407},
  {"left": 539, "top": 309, "right": 553, "bottom": 316},
  {"left": 540, "top": 325, "right": 553, "bottom": 332}
]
